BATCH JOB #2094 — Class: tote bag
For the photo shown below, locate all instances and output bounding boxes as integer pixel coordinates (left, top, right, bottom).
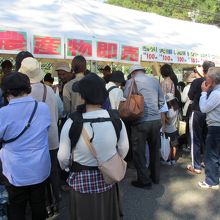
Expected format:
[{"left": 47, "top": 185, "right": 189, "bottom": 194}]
[
  {"left": 118, "top": 79, "right": 144, "bottom": 121},
  {"left": 82, "top": 128, "right": 127, "bottom": 184}
]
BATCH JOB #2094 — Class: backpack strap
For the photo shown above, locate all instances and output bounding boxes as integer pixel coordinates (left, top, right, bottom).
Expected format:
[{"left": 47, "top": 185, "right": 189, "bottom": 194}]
[
  {"left": 69, "top": 111, "right": 84, "bottom": 152},
  {"left": 107, "top": 86, "right": 117, "bottom": 93},
  {"left": 107, "top": 109, "right": 122, "bottom": 142},
  {"left": 42, "top": 84, "right": 47, "bottom": 102},
  {"left": 68, "top": 110, "right": 122, "bottom": 152}
]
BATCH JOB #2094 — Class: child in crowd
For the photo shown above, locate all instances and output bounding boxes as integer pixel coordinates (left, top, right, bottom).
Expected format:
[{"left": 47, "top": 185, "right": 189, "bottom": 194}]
[{"left": 163, "top": 93, "right": 180, "bottom": 165}]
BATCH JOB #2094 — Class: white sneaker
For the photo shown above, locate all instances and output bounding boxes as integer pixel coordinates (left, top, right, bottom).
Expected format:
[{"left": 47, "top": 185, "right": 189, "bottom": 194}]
[{"left": 198, "top": 181, "right": 219, "bottom": 190}]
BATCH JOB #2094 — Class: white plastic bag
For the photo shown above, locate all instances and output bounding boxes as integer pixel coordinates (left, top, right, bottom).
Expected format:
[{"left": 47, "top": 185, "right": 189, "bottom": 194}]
[{"left": 160, "top": 133, "right": 170, "bottom": 161}]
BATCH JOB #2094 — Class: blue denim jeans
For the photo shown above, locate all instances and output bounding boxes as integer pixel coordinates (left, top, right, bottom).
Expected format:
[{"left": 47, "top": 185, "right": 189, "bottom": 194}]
[{"left": 205, "top": 126, "right": 220, "bottom": 186}]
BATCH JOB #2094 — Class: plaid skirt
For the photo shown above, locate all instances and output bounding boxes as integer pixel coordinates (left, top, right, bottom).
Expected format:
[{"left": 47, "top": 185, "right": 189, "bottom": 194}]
[{"left": 69, "top": 184, "right": 123, "bottom": 220}]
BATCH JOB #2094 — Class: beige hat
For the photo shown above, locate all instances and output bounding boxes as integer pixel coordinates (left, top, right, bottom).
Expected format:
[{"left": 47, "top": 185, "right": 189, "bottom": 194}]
[
  {"left": 129, "top": 64, "right": 145, "bottom": 75},
  {"left": 55, "top": 62, "right": 71, "bottom": 72},
  {"left": 19, "top": 57, "right": 44, "bottom": 83},
  {"left": 186, "top": 73, "right": 196, "bottom": 83}
]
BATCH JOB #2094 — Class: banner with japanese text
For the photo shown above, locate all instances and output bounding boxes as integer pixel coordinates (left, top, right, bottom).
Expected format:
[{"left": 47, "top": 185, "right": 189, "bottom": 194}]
[
  {"left": 141, "top": 45, "right": 159, "bottom": 62},
  {"left": 157, "top": 47, "right": 175, "bottom": 63},
  {"left": 0, "top": 30, "right": 28, "bottom": 54},
  {"left": 173, "top": 49, "right": 189, "bottom": 64},
  {"left": 187, "top": 51, "right": 202, "bottom": 65},
  {"left": 120, "top": 44, "right": 140, "bottom": 63},
  {"left": 95, "top": 41, "right": 119, "bottom": 61},
  {"left": 32, "top": 35, "right": 64, "bottom": 58},
  {"left": 66, "top": 38, "right": 93, "bottom": 59}
]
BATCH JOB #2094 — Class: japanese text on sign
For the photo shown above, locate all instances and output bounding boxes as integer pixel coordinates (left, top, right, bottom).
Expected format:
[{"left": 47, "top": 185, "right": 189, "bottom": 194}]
[
  {"left": 158, "top": 48, "right": 174, "bottom": 62},
  {"left": 0, "top": 31, "right": 27, "bottom": 52},
  {"left": 121, "top": 45, "right": 139, "bottom": 62},
  {"left": 141, "top": 46, "right": 158, "bottom": 62},
  {"left": 173, "top": 49, "right": 188, "bottom": 63},
  {"left": 33, "top": 36, "right": 62, "bottom": 55},
  {"left": 67, "top": 39, "right": 92, "bottom": 57},
  {"left": 97, "top": 42, "right": 118, "bottom": 59},
  {"left": 188, "top": 51, "right": 201, "bottom": 64}
]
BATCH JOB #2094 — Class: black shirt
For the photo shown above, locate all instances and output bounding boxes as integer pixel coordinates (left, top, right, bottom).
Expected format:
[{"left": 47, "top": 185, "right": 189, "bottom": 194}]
[{"left": 188, "top": 77, "right": 205, "bottom": 112}]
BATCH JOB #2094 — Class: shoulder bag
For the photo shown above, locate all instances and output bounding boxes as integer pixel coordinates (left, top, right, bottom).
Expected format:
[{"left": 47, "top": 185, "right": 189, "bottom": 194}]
[
  {"left": 81, "top": 128, "right": 127, "bottom": 184},
  {"left": 118, "top": 78, "right": 144, "bottom": 120}
]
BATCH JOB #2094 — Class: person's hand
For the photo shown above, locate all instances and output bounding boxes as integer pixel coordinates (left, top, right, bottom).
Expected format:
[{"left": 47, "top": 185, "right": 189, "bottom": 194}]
[{"left": 201, "top": 81, "right": 211, "bottom": 92}]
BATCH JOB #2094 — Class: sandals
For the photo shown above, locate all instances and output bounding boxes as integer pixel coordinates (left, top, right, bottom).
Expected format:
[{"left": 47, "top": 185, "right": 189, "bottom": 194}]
[{"left": 187, "top": 164, "right": 201, "bottom": 174}]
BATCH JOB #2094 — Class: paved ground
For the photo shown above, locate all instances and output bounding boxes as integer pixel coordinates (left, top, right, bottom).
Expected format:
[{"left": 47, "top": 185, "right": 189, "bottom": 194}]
[{"left": 49, "top": 150, "right": 220, "bottom": 220}]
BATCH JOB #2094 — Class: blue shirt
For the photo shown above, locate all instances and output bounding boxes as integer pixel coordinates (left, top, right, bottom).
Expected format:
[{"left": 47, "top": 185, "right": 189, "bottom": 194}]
[{"left": 0, "top": 96, "right": 51, "bottom": 186}]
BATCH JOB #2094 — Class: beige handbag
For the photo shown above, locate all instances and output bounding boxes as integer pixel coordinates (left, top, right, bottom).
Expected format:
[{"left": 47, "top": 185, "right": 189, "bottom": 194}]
[
  {"left": 178, "top": 120, "right": 186, "bottom": 136},
  {"left": 118, "top": 78, "right": 144, "bottom": 120},
  {"left": 82, "top": 128, "right": 127, "bottom": 184}
]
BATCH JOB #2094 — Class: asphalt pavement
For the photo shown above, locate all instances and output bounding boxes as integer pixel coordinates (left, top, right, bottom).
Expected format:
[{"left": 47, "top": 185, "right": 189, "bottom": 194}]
[{"left": 49, "top": 150, "right": 220, "bottom": 220}]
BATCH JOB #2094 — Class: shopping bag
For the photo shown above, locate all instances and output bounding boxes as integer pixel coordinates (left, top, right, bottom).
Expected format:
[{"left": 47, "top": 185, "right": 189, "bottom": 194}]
[
  {"left": 160, "top": 133, "right": 170, "bottom": 161},
  {"left": 178, "top": 120, "right": 186, "bottom": 136}
]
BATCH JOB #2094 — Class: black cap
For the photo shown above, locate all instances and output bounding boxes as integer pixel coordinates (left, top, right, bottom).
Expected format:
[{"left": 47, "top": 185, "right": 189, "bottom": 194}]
[
  {"left": 1, "top": 72, "right": 31, "bottom": 92},
  {"left": 72, "top": 72, "right": 108, "bottom": 105},
  {"left": 110, "top": 71, "right": 126, "bottom": 84}
]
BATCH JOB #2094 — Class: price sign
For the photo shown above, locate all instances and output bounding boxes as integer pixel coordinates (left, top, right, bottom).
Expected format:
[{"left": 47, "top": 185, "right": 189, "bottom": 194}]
[
  {"left": 199, "top": 53, "right": 212, "bottom": 63},
  {"left": 141, "top": 46, "right": 158, "bottom": 62},
  {"left": 0, "top": 30, "right": 28, "bottom": 54},
  {"left": 173, "top": 49, "right": 189, "bottom": 64},
  {"left": 158, "top": 48, "right": 175, "bottom": 63},
  {"left": 66, "top": 38, "right": 92, "bottom": 59},
  {"left": 188, "top": 51, "right": 201, "bottom": 65}
]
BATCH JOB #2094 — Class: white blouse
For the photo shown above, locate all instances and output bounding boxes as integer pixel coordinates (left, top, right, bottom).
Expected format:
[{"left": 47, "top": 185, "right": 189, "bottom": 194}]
[{"left": 58, "top": 109, "right": 129, "bottom": 170}]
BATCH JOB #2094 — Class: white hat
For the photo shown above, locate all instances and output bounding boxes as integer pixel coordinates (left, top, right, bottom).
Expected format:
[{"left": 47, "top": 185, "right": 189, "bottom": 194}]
[
  {"left": 129, "top": 64, "right": 145, "bottom": 75},
  {"left": 55, "top": 62, "right": 71, "bottom": 72},
  {"left": 19, "top": 57, "right": 44, "bottom": 83},
  {"left": 165, "top": 93, "right": 176, "bottom": 102}
]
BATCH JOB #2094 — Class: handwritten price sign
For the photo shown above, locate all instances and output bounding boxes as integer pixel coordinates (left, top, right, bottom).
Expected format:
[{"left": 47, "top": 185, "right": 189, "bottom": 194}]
[
  {"left": 173, "top": 49, "right": 188, "bottom": 63},
  {"left": 141, "top": 46, "right": 158, "bottom": 62},
  {"left": 188, "top": 51, "right": 202, "bottom": 64},
  {"left": 157, "top": 48, "right": 175, "bottom": 63}
]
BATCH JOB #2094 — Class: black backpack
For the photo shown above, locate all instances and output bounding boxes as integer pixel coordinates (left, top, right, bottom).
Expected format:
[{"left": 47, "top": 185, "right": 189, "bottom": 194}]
[{"left": 68, "top": 109, "right": 122, "bottom": 152}]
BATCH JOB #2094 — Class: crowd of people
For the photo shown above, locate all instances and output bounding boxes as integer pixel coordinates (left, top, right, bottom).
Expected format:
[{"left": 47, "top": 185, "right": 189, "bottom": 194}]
[{"left": 0, "top": 51, "right": 219, "bottom": 219}]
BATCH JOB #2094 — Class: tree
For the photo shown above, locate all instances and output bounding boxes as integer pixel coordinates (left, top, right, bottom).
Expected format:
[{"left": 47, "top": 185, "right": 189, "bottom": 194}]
[{"left": 107, "top": 0, "right": 220, "bottom": 27}]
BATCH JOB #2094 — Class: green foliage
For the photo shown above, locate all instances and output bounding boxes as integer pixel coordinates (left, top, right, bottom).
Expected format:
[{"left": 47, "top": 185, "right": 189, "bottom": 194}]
[{"left": 107, "top": 0, "right": 220, "bottom": 26}]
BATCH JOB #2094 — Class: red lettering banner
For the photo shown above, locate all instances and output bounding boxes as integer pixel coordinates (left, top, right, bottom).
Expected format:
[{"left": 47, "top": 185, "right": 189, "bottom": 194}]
[
  {"left": 0, "top": 30, "right": 27, "bottom": 53},
  {"left": 33, "top": 35, "right": 63, "bottom": 58},
  {"left": 96, "top": 41, "right": 118, "bottom": 60},
  {"left": 67, "top": 39, "right": 92, "bottom": 58},
  {"left": 121, "top": 45, "right": 139, "bottom": 62}
]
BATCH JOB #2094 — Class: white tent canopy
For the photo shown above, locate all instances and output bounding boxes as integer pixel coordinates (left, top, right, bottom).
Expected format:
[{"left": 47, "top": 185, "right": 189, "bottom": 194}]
[{"left": 0, "top": 0, "right": 220, "bottom": 55}]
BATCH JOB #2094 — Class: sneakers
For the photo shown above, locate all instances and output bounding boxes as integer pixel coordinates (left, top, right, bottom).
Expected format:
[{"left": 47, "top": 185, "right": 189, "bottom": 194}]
[
  {"left": 171, "top": 160, "right": 176, "bottom": 165},
  {"left": 198, "top": 181, "right": 219, "bottom": 190},
  {"left": 160, "top": 160, "right": 176, "bottom": 166},
  {"left": 131, "top": 180, "right": 152, "bottom": 189},
  {"left": 187, "top": 164, "right": 201, "bottom": 174}
]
